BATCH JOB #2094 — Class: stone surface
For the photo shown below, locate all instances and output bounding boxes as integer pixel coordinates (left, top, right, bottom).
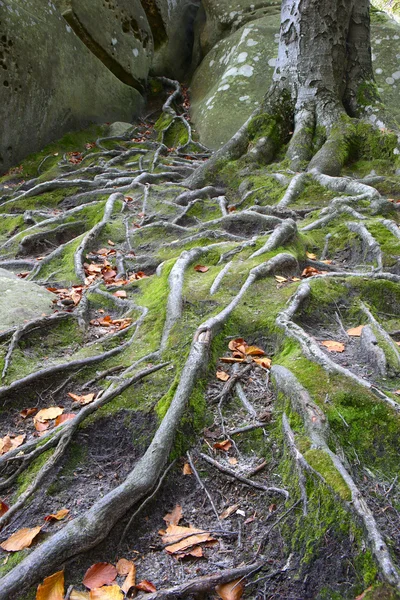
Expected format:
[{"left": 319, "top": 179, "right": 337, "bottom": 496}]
[
  {"left": 150, "top": 0, "right": 201, "bottom": 79},
  {"left": 0, "top": 0, "right": 143, "bottom": 174},
  {"left": 190, "top": 8, "right": 400, "bottom": 149},
  {"left": 57, "top": 0, "right": 152, "bottom": 91},
  {"left": 0, "top": 277, "right": 56, "bottom": 331},
  {"left": 107, "top": 122, "right": 136, "bottom": 137}
]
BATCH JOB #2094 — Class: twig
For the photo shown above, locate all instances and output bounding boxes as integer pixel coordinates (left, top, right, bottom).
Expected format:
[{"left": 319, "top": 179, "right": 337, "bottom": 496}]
[{"left": 186, "top": 452, "right": 221, "bottom": 524}]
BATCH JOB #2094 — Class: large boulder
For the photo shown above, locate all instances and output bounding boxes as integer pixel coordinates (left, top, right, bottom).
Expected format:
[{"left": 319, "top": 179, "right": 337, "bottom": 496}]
[
  {"left": 0, "top": 271, "right": 56, "bottom": 331},
  {"left": 0, "top": 0, "right": 143, "bottom": 174},
  {"left": 57, "top": 0, "right": 153, "bottom": 91},
  {"left": 190, "top": 7, "right": 400, "bottom": 149}
]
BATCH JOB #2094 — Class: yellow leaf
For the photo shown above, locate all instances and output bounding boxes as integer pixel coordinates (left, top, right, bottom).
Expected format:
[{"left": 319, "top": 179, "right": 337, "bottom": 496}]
[
  {"left": 89, "top": 587, "right": 124, "bottom": 600},
  {"left": 275, "top": 275, "right": 287, "bottom": 283},
  {"left": 1, "top": 526, "right": 42, "bottom": 552},
  {"left": 161, "top": 524, "right": 215, "bottom": 555},
  {"left": 306, "top": 252, "right": 317, "bottom": 260},
  {"left": 36, "top": 570, "right": 64, "bottom": 600},
  {"left": 70, "top": 591, "right": 90, "bottom": 600},
  {"left": 245, "top": 345, "right": 265, "bottom": 357},
  {"left": 321, "top": 340, "right": 345, "bottom": 353},
  {"left": 216, "top": 579, "right": 244, "bottom": 600},
  {"left": 35, "top": 407, "right": 64, "bottom": 423},
  {"left": 68, "top": 393, "right": 95, "bottom": 405},
  {"left": 44, "top": 508, "right": 69, "bottom": 522}
]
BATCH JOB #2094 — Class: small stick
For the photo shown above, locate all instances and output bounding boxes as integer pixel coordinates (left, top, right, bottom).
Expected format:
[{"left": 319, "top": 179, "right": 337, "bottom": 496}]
[
  {"left": 248, "top": 461, "right": 267, "bottom": 476},
  {"left": 187, "top": 452, "right": 221, "bottom": 524},
  {"left": 228, "top": 423, "right": 266, "bottom": 435},
  {"left": 199, "top": 453, "right": 288, "bottom": 498}
]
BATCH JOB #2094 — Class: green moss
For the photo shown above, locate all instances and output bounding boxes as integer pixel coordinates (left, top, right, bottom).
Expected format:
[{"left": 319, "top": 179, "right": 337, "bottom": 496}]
[
  {"left": 304, "top": 449, "right": 351, "bottom": 500},
  {"left": 14, "top": 449, "right": 54, "bottom": 499}
]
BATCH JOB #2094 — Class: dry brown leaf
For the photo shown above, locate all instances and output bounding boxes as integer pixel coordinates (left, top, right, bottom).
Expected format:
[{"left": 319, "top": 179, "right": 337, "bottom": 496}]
[
  {"left": 182, "top": 462, "right": 193, "bottom": 475},
  {"left": 136, "top": 580, "right": 157, "bottom": 593},
  {"left": 68, "top": 393, "right": 95, "bottom": 405},
  {"left": 346, "top": 325, "right": 365, "bottom": 337},
  {"left": 213, "top": 440, "right": 232, "bottom": 452},
  {"left": 44, "top": 508, "right": 69, "bottom": 522},
  {"left": 163, "top": 504, "right": 183, "bottom": 526},
  {"left": 253, "top": 357, "right": 272, "bottom": 369},
  {"left": 70, "top": 590, "right": 90, "bottom": 600},
  {"left": 306, "top": 252, "right": 317, "bottom": 260},
  {"left": 20, "top": 407, "right": 38, "bottom": 419},
  {"left": 35, "top": 407, "right": 64, "bottom": 423},
  {"left": 121, "top": 564, "right": 136, "bottom": 594},
  {"left": 228, "top": 457, "right": 238, "bottom": 465},
  {"left": 0, "top": 500, "right": 9, "bottom": 517},
  {"left": 194, "top": 265, "right": 209, "bottom": 273},
  {"left": 113, "top": 290, "right": 127, "bottom": 298},
  {"left": 219, "top": 357, "right": 245, "bottom": 364},
  {"left": 162, "top": 524, "right": 215, "bottom": 555},
  {"left": 245, "top": 345, "right": 265, "bottom": 357},
  {"left": 216, "top": 579, "right": 244, "bottom": 600},
  {"left": 275, "top": 275, "right": 287, "bottom": 283},
  {"left": 35, "top": 421, "right": 50, "bottom": 433},
  {"left": 36, "top": 570, "right": 64, "bottom": 600},
  {"left": 55, "top": 413, "right": 76, "bottom": 426},
  {"left": 220, "top": 504, "right": 239, "bottom": 520},
  {"left": 228, "top": 338, "right": 246, "bottom": 351},
  {"left": 83, "top": 563, "right": 118, "bottom": 590},
  {"left": 0, "top": 525, "right": 42, "bottom": 551},
  {"left": 116, "top": 558, "right": 133, "bottom": 576},
  {"left": 321, "top": 340, "right": 345, "bottom": 353},
  {"left": 301, "top": 266, "right": 322, "bottom": 278},
  {"left": 216, "top": 370, "right": 230, "bottom": 382},
  {"left": 108, "top": 240, "right": 115, "bottom": 246},
  {"left": 0, "top": 434, "right": 25, "bottom": 455},
  {"left": 89, "top": 587, "right": 123, "bottom": 600}
]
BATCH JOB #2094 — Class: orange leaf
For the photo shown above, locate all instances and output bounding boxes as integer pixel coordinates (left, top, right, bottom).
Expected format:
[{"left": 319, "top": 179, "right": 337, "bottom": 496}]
[
  {"left": 228, "top": 338, "right": 247, "bottom": 352},
  {"left": 182, "top": 462, "right": 193, "bottom": 475},
  {"left": 321, "top": 340, "right": 345, "bottom": 353},
  {"left": 0, "top": 434, "right": 26, "bottom": 455},
  {"left": 113, "top": 291, "right": 127, "bottom": 298},
  {"left": 194, "top": 265, "right": 209, "bottom": 273},
  {"left": 216, "top": 579, "right": 244, "bottom": 600},
  {"left": 216, "top": 370, "right": 230, "bottom": 382},
  {"left": 136, "top": 580, "right": 156, "bottom": 593},
  {"left": 213, "top": 440, "right": 232, "bottom": 452},
  {"left": 36, "top": 570, "right": 64, "bottom": 600},
  {"left": 346, "top": 326, "right": 365, "bottom": 337},
  {"left": 245, "top": 345, "right": 265, "bottom": 357},
  {"left": 220, "top": 504, "right": 239, "bottom": 519},
  {"left": 35, "top": 421, "right": 50, "bottom": 433},
  {"left": 55, "top": 414, "right": 75, "bottom": 426},
  {"left": 68, "top": 393, "right": 95, "bottom": 405},
  {"left": 252, "top": 357, "right": 272, "bottom": 369},
  {"left": 20, "top": 407, "right": 38, "bottom": 419},
  {"left": 89, "top": 587, "right": 123, "bottom": 600},
  {"left": 44, "top": 508, "right": 69, "bottom": 522},
  {"left": 0, "top": 500, "right": 9, "bottom": 517},
  {"left": 0, "top": 525, "right": 42, "bottom": 551},
  {"left": 301, "top": 266, "right": 322, "bottom": 278},
  {"left": 162, "top": 524, "right": 215, "bottom": 555},
  {"left": 163, "top": 504, "right": 183, "bottom": 526},
  {"left": 83, "top": 564, "right": 118, "bottom": 590},
  {"left": 121, "top": 564, "right": 136, "bottom": 594},
  {"left": 35, "top": 407, "right": 64, "bottom": 423}
]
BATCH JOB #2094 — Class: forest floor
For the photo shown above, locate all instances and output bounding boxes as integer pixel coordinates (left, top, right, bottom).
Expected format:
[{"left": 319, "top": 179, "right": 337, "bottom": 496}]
[{"left": 0, "top": 80, "right": 400, "bottom": 600}]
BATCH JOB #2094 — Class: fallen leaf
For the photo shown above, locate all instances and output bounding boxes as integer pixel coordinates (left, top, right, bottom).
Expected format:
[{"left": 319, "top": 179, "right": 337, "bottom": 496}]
[
  {"left": 301, "top": 266, "right": 322, "bottom": 278},
  {"left": 68, "top": 393, "right": 95, "bottom": 405},
  {"left": 347, "top": 325, "right": 365, "bottom": 337},
  {"left": 253, "top": 357, "right": 272, "bottom": 369},
  {"left": 36, "top": 570, "right": 64, "bottom": 600},
  {"left": 20, "top": 407, "right": 38, "bottom": 419},
  {"left": 321, "top": 340, "right": 345, "bottom": 353},
  {"left": 0, "top": 500, "right": 9, "bottom": 517},
  {"left": 216, "top": 370, "right": 230, "bottom": 382},
  {"left": 70, "top": 591, "right": 90, "bottom": 600},
  {"left": 220, "top": 504, "right": 239, "bottom": 520},
  {"left": 355, "top": 586, "right": 374, "bottom": 600},
  {"left": 162, "top": 524, "right": 215, "bottom": 556},
  {"left": 0, "top": 526, "right": 42, "bottom": 551},
  {"left": 269, "top": 503, "right": 277, "bottom": 513},
  {"left": 35, "top": 407, "right": 64, "bottom": 423},
  {"left": 108, "top": 240, "right": 115, "bottom": 246},
  {"left": 136, "top": 580, "right": 156, "bottom": 593},
  {"left": 163, "top": 504, "right": 183, "bottom": 526},
  {"left": 35, "top": 421, "right": 50, "bottom": 433},
  {"left": 306, "top": 252, "right": 317, "bottom": 260},
  {"left": 194, "top": 265, "right": 209, "bottom": 273},
  {"left": 116, "top": 559, "right": 134, "bottom": 576},
  {"left": 245, "top": 345, "right": 266, "bottom": 357},
  {"left": 83, "top": 564, "right": 118, "bottom": 590},
  {"left": 121, "top": 564, "right": 136, "bottom": 594},
  {"left": 113, "top": 291, "right": 127, "bottom": 298},
  {"left": 44, "top": 508, "right": 69, "bottom": 522},
  {"left": 216, "top": 579, "right": 244, "bottom": 600},
  {"left": 219, "top": 357, "right": 245, "bottom": 364},
  {"left": 228, "top": 457, "right": 238, "bottom": 465},
  {"left": 0, "top": 434, "right": 26, "bottom": 455},
  {"left": 89, "top": 587, "right": 123, "bottom": 600},
  {"left": 182, "top": 462, "right": 193, "bottom": 475},
  {"left": 55, "top": 413, "right": 76, "bottom": 426},
  {"left": 275, "top": 275, "right": 287, "bottom": 283},
  {"left": 213, "top": 440, "right": 232, "bottom": 452}
]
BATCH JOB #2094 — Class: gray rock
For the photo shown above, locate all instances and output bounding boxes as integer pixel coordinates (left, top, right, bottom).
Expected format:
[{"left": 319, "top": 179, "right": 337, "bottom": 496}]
[
  {"left": 0, "top": 269, "right": 17, "bottom": 280},
  {"left": 57, "top": 0, "right": 152, "bottom": 91},
  {"left": 0, "top": 0, "right": 143, "bottom": 174},
  {"left": 107, "top": 122, "right": 136, "bottom": 137},
  {"left": 0, "top": 278, "right": 56, "bottom": 331}
]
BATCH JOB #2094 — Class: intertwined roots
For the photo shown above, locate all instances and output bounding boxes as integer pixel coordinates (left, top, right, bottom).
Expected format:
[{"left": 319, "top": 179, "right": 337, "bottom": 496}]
[{"left": 0, "top": 77, "right": 400, "bottom": 598}]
